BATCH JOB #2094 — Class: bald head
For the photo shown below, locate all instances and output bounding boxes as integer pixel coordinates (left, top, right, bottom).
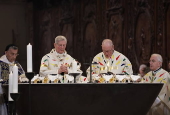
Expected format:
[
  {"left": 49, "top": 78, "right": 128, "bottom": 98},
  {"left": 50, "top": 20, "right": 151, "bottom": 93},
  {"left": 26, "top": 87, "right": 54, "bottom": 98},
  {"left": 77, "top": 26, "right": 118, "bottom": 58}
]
[
  {"left": 102, "top": 39, "right": 113, "bottom": 47},
  {"left": 101, "top": 39, "right": 114, "bottom": 58}
]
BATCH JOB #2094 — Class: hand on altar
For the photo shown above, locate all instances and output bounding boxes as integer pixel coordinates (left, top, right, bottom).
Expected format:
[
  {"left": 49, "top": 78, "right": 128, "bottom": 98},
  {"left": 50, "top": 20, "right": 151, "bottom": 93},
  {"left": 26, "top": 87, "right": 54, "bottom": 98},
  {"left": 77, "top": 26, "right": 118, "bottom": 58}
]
[{"left": 58, "top": 64, "right": 68, "bottom": 74}]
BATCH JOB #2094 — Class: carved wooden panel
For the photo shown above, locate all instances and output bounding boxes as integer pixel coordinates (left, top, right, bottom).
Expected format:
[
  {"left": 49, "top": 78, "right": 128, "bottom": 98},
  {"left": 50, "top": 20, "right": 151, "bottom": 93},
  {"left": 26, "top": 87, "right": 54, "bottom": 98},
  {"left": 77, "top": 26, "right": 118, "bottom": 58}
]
[
  {"left": 106, "top": 0, "right": 123, "bottom": 52},
  {"left": 27, "top": 0, "right": 170, "bottom": 74},
  {"left": 156, "top": 0, "right": 170, "bottom": 69},
  {"left": 127, "top": 0, "right": 155, "bottom": 73},
  {"left": 165, "top": 1, "right": 170, "bottom": 69},
  {"left": 60, "top": 0, "right": 74, "bottom": 56},
  {"left": 134, "top": 7, "right": 153, "bottom": 65}
]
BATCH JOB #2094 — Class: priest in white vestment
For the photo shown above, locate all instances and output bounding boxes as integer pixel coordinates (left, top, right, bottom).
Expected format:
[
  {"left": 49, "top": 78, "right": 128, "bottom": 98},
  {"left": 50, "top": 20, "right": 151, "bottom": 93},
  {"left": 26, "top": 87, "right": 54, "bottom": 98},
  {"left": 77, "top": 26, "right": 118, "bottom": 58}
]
[
  {"left": 39, "top": 35, "right": 83, "bottom": 82},
  {"left": 142, "top": 54, "right": 170, "bottom": 115},
  {"left": 86, "top": 39, "right": 133, "bottom": 81}
]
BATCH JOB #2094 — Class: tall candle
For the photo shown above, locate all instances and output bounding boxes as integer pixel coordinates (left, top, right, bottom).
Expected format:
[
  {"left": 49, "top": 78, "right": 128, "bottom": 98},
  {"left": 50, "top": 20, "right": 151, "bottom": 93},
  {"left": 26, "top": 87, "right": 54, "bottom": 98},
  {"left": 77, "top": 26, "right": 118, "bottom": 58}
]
[
  {"left": 72, "top": 60, "right": 77, "bottom": 73},
  {"left": 8, "top": 71, "right": 13, "bottom": 101},
  {"left": 27, "top": 43, "right": 32, "bottom": 72},
  {"left": 13, "top": 64, "right": 18, "bottom": 93}
]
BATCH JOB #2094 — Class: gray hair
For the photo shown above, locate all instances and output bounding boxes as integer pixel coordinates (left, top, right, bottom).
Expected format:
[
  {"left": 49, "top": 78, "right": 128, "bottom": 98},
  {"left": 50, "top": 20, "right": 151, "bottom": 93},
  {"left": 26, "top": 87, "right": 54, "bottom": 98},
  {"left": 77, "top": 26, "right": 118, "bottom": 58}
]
[
  {"left": 5, "top": 44, "right": 18, "bottom": 51},
  {"left": 151, "top": 54, "right": 163, "bottom": 63},
  {"left": 139, "top": 64, "right": 147, "bottom": 71},
  {"left": 55, "top": 35, "right": 67, "bottom": 44},
  {"left": 102, "top": 39, "right": 113, "bottom": 46}
]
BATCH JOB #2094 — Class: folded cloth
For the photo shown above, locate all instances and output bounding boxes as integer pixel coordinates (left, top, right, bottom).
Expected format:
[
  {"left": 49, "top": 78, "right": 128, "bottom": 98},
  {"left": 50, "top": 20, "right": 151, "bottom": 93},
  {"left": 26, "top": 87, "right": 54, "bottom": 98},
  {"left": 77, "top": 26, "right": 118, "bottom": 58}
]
[
  {"left": 130, "top": 75, "right": 141, "bottom": 81},
  {"left": 116, "top": 75, "right": 126, "bottom": 81},
  {"left": 102, "top": 74, "right": 113, "bottom": 82}
]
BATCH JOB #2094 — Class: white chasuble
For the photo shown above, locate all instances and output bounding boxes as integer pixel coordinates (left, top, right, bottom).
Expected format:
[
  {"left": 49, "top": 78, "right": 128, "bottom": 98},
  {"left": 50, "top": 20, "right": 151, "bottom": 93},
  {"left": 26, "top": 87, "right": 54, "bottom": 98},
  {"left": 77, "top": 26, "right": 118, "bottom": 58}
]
[
  {"left": 40, "top": 49, "right": 81, "bottom": 76},
  {"left": 86, "top": 50, "right": 133, "bottom": 80},
  {"left": 143, "top": 68, "right": 170, "bottom": 115}
]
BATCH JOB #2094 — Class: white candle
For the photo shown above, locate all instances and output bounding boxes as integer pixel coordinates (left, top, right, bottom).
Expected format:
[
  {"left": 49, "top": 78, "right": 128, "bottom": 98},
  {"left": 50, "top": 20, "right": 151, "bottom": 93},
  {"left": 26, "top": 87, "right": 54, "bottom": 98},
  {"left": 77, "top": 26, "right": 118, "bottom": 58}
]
[
  {"left": 8, "top": 71, "right": 13, "bottom": 101},
  {"left": 27, "top": 43, "right": 32, "bottom": 72},
  {"left": 13, "top": 64, "right": 18, "bottom": 93},
  {"left": 72, "top": 60, "right": 77, "bottom": 73}
]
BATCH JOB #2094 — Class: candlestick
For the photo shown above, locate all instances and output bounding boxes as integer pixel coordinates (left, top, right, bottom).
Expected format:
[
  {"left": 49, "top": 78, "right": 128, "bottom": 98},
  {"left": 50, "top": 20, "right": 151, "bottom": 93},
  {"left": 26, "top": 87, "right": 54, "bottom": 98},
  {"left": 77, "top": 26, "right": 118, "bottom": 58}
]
[
  {"left": 27, "top": 43, "right": 32, "bottom": 72},
  {"left": 10, "top": 93, "right": 20, "bottom": 115},
  {"left": 13, "top": 64, "right": 18, "bottom": 93},
  {"left": 8, "top": 71, "right": 13, "bottom": 101}
]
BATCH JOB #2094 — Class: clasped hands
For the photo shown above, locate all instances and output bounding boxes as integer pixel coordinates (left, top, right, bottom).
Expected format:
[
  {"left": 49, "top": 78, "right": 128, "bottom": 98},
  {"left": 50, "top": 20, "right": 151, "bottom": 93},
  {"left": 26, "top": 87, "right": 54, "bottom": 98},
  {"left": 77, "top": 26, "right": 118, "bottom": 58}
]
[{"left": 58, "top": 64, "right": 68, "bottom": 74}]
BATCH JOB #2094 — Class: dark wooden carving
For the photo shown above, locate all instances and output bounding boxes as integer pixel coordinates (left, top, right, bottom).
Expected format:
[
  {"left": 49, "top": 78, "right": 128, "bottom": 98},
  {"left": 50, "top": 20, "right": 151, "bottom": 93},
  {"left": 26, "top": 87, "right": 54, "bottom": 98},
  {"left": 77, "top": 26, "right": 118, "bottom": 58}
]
[
  {"left": 82, "top": 0, "right": 97, "bottom": 62},
  {"left": 60, "top": 0, "right": 74, "bottom": 56},
  {"left": 157, "top": 0, "right": 170, "bottom": 69},
  {"left": 127, "top": 0, "right": 154, "bottom": 72},
  {"left": 106, "top": 0, "right": 123, "bottom": 52},
  {"left": 40, "top": 10, "right": 52, "bottom": 54},
  {"left": 134, "top": 10, "right": 153, "bottom": 65},
  {"left": 166, "top": 2, "right": 170, "bottom": 68},
  {"left": 26, "top": 0, "right": 170, "bottom": 74}
]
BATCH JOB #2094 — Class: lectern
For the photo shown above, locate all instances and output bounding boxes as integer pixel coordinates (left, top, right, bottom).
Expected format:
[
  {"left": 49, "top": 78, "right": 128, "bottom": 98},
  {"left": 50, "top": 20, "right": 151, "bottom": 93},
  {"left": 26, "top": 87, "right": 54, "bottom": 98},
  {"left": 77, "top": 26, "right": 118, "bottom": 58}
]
[{"left": 3, "top": 83, "right": 163, "bottom": 115}]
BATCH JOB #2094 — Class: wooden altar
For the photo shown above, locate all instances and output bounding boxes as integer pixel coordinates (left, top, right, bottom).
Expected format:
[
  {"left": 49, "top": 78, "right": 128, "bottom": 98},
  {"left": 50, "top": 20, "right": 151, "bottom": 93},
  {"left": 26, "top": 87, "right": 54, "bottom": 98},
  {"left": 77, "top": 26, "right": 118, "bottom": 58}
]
[{"left": 3, "top": 83, "right": 163, "bottom": 115}]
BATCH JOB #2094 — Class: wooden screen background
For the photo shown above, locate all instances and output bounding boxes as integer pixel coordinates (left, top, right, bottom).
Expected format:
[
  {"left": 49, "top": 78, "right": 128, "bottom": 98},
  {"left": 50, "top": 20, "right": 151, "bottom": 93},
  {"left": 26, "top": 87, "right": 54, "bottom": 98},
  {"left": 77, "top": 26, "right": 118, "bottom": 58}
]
[{"left": 26, "top": 0, "right": 170, "bottom": 75}]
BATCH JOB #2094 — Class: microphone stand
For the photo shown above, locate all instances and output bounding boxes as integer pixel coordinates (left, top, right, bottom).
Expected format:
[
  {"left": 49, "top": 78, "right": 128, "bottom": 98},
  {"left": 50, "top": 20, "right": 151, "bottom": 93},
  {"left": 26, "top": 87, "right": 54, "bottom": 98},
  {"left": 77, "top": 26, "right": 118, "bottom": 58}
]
[{"left": 84, "top": 59, "right": 98, "bottom": 83}]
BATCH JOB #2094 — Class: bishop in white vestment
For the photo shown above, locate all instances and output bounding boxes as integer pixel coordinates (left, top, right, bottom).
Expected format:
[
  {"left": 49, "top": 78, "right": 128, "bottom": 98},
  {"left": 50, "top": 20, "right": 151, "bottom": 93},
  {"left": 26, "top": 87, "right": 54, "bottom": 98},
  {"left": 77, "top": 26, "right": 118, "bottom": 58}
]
[
  {"left": 86, "top": 39, "right": 133, "bottom": 81},
  {"left": 142, "top": 54, "right": 170, "bottom": 115},
  {"left": 40, "top": 35, "right": 82, "bottom": 82}
]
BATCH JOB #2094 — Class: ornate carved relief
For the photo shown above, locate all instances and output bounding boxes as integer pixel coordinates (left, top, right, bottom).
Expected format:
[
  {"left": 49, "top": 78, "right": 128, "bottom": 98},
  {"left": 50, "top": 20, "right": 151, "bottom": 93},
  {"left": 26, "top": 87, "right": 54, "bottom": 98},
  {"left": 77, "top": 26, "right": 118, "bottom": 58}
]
[
  {"left": 101, "top": 0, "right": 106, "bottom": 41},
  {"left": 62, "top": 24, "right": 73, "bottom": 56},
  {"left": 82, "top": 0, "right": 97, "bottom": 62},
  {"left": 157, "top": 0, "right": 165, "bottom": 55},
  {"left": 106, "top": 1, "right": 123, "bottom": 52},
  {"left": 108, "top": 0, "right": 122, "bottom": 9},
  {"left": 27, "top": 0, "right": 170, "bottom": 73},
  {"left": 134, "top": 0, "right": 154, "bottom": 66},
  {"left": 39, "top": 10, "right": 52, "bottom": 54},
  {"left": 126, "top": 1, "right": 141, "bottom": 73},
  {"left": 156, "top": 0, "right": 170, "bottom": 69},
  {"left": 167, "top": 7, "right": 170, "bottom": 57},
  {"left": 59, "top": 0, "right": 74, "bottom": 56},
  {"left": 164, "top": 0, "right": 170, "bottom": 68},
  {"left": 108, "top": 15, "right": 123, "bottom": 52}
]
